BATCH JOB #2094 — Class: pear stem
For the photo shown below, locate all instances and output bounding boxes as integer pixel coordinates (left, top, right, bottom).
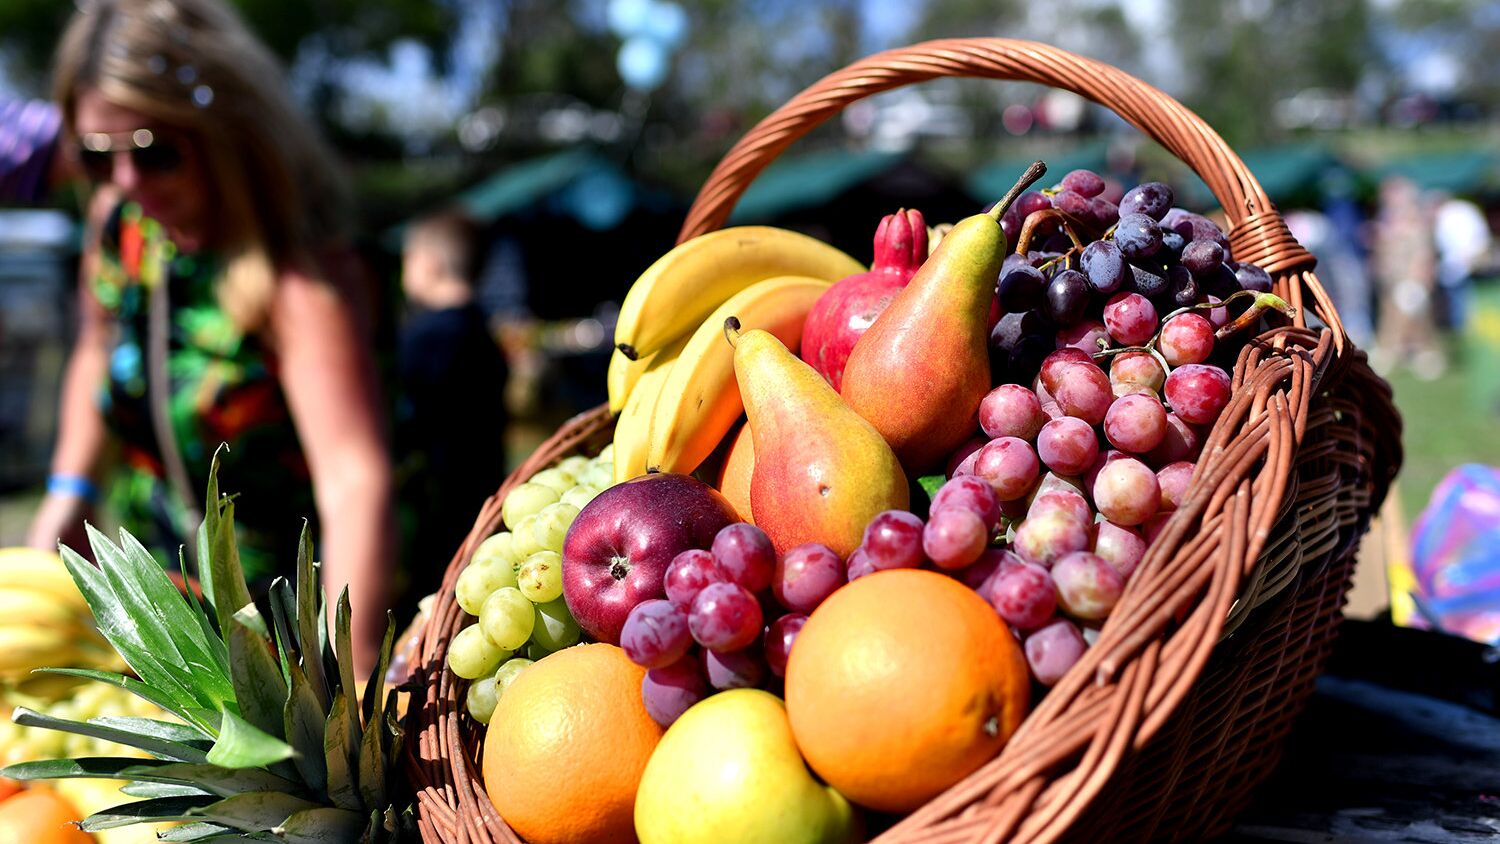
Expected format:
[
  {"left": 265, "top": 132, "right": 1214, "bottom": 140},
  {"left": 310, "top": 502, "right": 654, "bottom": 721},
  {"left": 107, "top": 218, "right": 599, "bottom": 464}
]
[
  {"left": 723, "top": 316, "right": 742, "bottom": 348},
  {"left": 986, "top": 160, "right": 1048, "bottom": 222}
]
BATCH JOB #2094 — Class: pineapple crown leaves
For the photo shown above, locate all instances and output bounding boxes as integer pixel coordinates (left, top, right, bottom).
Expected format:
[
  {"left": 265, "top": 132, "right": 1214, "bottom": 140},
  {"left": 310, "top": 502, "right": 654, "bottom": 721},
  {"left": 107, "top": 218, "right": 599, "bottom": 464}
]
[{"left": 2, "top": 447, "right": 414, "bottom": 842}]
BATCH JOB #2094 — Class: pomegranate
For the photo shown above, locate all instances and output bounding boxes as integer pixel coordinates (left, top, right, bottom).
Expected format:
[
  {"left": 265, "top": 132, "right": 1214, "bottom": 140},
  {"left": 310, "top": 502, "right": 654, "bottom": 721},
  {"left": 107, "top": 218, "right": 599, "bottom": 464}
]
[{"left": 800, "top": 208, "right": 927, "bottom": 391}]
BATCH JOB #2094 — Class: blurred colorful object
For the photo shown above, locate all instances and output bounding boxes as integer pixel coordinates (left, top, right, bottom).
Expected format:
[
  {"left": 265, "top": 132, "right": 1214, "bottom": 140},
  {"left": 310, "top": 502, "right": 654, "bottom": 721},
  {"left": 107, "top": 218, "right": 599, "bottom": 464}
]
[{"left": 1405, "top": 464, "right": 1500, "bottom": 644}]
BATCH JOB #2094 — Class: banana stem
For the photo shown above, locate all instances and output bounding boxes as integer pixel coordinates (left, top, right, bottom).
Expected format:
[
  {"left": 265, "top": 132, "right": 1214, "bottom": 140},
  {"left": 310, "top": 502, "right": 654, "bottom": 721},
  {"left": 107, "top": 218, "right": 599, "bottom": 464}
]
[
  {"left": 987, "top": 160, "right": 1048, "bottom": 222},
  {"left": 723, "top": 316, "right": 742, "bottom": 348}
]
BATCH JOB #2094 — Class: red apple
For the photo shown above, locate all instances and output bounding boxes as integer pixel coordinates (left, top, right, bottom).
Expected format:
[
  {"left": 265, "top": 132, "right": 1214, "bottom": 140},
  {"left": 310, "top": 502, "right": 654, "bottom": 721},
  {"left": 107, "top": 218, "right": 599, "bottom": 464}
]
[
  {"left": 562, "top": 473, "right": 739, "bottom": 645},
  {"left": 800, "top": 208, "right": 927, "bottom": 391}
]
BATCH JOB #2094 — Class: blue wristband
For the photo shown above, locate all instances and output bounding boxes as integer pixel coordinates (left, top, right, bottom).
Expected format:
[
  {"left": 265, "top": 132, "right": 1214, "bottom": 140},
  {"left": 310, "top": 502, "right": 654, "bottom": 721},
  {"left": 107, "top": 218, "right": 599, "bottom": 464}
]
[{"left": 47, "top": 474, "right": 99, "bottom": 503}]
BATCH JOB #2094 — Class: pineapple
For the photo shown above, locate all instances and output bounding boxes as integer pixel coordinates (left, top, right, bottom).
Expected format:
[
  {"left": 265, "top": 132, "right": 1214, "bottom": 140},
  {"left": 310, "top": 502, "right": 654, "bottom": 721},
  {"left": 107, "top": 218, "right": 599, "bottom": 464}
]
[{"left": 2, "top": 451, "right": 413, "bottom": 841}]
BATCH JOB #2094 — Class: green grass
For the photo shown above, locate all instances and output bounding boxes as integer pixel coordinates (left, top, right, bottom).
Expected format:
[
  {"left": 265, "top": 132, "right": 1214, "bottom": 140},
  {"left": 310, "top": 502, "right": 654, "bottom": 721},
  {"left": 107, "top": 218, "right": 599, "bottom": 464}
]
[{"left": 1384, "top": 334, "right": 1500, "bottom": 525}]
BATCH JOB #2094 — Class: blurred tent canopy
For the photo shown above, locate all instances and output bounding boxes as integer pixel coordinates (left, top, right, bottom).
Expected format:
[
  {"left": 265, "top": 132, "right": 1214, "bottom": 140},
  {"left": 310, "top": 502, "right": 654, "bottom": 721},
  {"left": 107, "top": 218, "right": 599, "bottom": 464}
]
[
  {"left": 726, "top": 149, "right": 906, "bottom": 223},
  {"left": 383, "top": 147, "right": 676, "bottom": 250},
  {"left": 1170, "top": 143, "right": 1359, "bottom": 211},
  {"left": 1374, "top": 149, "right": 1500, "bottom": 194},
  {"left": 965, "top": 141, "right": 1112, "bottom": 206}
]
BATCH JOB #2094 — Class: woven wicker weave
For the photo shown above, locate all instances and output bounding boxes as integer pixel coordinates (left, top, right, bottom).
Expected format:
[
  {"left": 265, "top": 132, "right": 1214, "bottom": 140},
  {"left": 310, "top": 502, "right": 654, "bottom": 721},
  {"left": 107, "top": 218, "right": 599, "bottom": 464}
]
[{"left": 405, "top": 38, "right": 1402, "bottom": 843}]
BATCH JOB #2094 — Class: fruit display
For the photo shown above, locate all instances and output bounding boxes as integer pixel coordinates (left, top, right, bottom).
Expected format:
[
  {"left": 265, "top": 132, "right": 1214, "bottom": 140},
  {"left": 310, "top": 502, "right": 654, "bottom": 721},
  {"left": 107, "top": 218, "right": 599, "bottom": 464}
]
[
  {"left": 3, "top": 459, "right": 411, "bottom": 842},
  {"left": 444, "top": 160, "right": 1312, "bottom": 843}
]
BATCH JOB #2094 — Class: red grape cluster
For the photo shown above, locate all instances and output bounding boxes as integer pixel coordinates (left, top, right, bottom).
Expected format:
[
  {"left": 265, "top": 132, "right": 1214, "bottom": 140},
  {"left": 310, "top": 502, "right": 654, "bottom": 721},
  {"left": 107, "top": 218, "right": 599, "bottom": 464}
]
[
  {"left": 621, "top": 523, "right": 845, "bottom": 727},
  {"left": 991, "top": 171, "right": 1277, "bottom": 389}
]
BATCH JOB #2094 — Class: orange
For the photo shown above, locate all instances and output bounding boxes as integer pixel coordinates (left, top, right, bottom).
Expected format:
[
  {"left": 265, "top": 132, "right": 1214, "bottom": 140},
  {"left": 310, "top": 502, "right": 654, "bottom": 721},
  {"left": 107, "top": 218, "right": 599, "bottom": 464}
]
[
  {"left": 0, "top": 787, "right": 93, "bottom": 843},
  {"left": 482, "top": 643, "right": 662, "bottom": 844},
  {"left": 785, "top": 568, "right": 1030, "bottom": 813},
  {"left": 715, "top": 421, "right": 755, "bottom": 524},
  {"left": 0, "top": 778, "right": 21, "bottom": 803}
]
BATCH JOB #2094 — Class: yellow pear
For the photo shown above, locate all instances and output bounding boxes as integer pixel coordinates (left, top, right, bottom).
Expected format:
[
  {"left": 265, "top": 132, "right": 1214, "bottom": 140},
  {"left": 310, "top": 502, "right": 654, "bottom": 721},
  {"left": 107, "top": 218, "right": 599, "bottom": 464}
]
[
  {"left": 635, "top": 689, "right": 856, "bottom": 844},
  {"left": 731, "top": 326, "right": 907, "bottom": 557}
]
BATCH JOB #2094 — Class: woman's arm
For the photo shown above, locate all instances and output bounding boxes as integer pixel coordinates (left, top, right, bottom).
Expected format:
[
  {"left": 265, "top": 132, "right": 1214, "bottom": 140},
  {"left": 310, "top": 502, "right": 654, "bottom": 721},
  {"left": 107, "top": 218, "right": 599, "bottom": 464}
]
[
  {"left": 27, "top": 191, "right": 116, "bottom": 553},
  {"left": 270, "top": 264, "right": 394, "bottom": 677}
]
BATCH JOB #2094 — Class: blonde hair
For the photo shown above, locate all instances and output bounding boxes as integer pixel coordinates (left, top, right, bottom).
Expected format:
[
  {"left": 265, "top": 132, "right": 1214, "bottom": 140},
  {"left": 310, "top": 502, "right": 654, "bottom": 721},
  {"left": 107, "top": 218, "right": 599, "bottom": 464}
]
[{"left": 54, "top": 0, "right": 351, "bottom": 332}]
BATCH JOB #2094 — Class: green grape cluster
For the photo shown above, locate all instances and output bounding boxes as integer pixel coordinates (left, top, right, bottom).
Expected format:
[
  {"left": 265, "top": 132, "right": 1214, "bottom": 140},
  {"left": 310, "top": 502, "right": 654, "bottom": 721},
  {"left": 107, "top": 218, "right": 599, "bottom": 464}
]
[
  {"left": 449, "top": 445, "right": 614, "bottom": 723},
  {"left": 0, "top": 680, "right": 163, "bottom": 766}
]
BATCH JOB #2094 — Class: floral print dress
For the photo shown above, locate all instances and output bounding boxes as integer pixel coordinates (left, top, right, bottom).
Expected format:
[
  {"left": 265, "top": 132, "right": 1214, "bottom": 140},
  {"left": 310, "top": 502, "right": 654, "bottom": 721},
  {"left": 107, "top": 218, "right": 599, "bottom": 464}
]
[{"left": 92, "top": 203, "right": 315, "bottom": 583}]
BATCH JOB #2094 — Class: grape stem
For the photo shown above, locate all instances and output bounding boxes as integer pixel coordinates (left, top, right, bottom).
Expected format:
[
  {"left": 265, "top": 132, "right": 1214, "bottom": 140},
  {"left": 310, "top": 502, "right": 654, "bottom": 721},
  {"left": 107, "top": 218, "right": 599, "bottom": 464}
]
[
  {"left": 1013, "top": 209, "right": 1096, "bottom": 255},
  {"left": 987, "top": 160, "right": 1049, "bottom": 223}
]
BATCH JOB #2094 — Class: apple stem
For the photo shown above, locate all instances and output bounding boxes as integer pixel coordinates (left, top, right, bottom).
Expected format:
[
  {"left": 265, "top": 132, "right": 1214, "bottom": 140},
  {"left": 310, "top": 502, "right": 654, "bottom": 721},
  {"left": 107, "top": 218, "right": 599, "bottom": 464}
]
[
  {"left": 987, "top": 160, "right": 1048, "bottom": 222},
  {"left": 723, "top": 316, "right": 742, "bottom": 348},
  {"left": 609, "top": 556, "right": 631, "bottom": 581}
]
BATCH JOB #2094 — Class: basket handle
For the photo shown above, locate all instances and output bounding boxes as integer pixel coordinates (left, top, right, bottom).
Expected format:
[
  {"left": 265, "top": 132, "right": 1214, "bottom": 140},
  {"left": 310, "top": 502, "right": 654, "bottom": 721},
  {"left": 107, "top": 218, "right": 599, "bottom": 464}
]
[{"left": 678, "top": 37, "right": 1345, "bottom": 343}]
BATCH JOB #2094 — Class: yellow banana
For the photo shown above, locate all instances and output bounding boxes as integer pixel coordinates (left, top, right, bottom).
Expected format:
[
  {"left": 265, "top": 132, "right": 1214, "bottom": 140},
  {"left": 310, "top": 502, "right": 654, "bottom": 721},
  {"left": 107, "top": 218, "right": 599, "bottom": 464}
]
[
  {"left": 646, "top": 276, "right": 830, "bottom": 476},
  {"left": 607, "top": 347, "right": 656, "bottom": 414},
  {"left": 612, "top": 336, "right": 687, "bottom": 485},
  {"left": 0, "top": 588, "right": 88, "bottom": 628},
  {"left": 0, "top": 624, "right": 106, "bottom": 676},
  {"left": 0, "top": 547, "right": 88, "bottom": 613},
  {"left": 614, "top": 226, "right": 863, "bottom": 362}
]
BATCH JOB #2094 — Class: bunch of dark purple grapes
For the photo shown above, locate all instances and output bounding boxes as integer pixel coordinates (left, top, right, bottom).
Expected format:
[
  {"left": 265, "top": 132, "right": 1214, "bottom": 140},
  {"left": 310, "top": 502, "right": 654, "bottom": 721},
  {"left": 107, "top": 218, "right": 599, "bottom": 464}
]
[{"left": 990, "top": 170, "right": 1275, "bottom": 387}]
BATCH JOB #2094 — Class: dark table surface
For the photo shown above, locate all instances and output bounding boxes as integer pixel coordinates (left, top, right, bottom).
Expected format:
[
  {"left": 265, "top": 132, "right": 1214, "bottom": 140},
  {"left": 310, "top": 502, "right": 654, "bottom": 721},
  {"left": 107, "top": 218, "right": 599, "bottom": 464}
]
[{"left": 1220, "top": 619, "right": 1500, "bottom": 843}]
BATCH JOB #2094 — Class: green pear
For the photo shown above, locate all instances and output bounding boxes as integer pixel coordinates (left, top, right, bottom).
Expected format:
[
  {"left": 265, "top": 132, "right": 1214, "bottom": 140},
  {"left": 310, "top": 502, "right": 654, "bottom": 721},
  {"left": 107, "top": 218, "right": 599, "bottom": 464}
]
[
  {"left": 841, "top": 161, "right": 1047, "bottom": 472},
  {"left": 732, "top": 326, "right": 907, "bottom": 557},
  {"left": 635, "top": 688, "right": 857, "bottom": 844}
]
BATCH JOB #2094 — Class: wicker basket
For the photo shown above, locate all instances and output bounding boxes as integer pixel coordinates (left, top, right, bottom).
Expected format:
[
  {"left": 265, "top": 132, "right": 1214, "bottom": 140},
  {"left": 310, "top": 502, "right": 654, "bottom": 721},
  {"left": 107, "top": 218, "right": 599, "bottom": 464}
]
[{"left": 404, "top": 37, "right": 1402, "bottom": 843}]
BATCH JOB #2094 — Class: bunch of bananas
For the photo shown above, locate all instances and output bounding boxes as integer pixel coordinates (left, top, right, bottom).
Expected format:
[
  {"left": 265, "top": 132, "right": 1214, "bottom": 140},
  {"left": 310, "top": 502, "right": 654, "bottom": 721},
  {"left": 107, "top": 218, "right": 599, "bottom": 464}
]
[
  {"left": 609, "top": 226, "right": 863, "bottom": 482},
  {"left": 0, "top": 548, "right": 124, "bottom": 683}
]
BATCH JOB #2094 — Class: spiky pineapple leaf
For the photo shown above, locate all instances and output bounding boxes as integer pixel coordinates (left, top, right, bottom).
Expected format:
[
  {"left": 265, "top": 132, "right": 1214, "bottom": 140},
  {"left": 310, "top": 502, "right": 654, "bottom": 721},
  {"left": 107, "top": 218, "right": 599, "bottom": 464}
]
[
  {"left": 10, "top": 708, "right": 210, "bottom": 763},
  {"left": 361, "top": 613, "right": 396, "bottom": 727},
  {"left": 196, "top": 446, "right": 226, "bottom": 616},
  {"left": 78, "top": 795, "right": 219, "bottom": 831},
  {"left": 1, "top": 756, "right": 163, "bottom": 781},
  {"left": 268, "top": 579, "right": 298, "bottom": 686},
  {"left": 207, "top": 499, "right": 257, "bottom": 651},
  {"left": 58, "top": 543, "right": 203, "bottom": 714},
  {"left": 294, "top": 522, "right": 329, "bottom": 709},
  {"left": 205, "top": 707, "right": 293, "bottom": 769},
  {"left": 156, "top": 822, "right": 241, "bottom": 841},
  {"left": 86, "top": 525, "right": 225, "bottom": 701},
  {"left": 121, "top": 781, "right": 212, "bottom": 798},
  {"left": 278, "top": 806, "right": 368, "bottom": 843},
  {"left": 322, "top": 691, "right": 360, "bottom": 812},
  {"left": 122, "top": 762, "right": 303, "bottom": 797},
  {"left": 333, "top": 590, "right": 363, "bottom": 753},
  {"left": 227, "top": 609, "right": 287, "bottom": 742},
  {"left": 35, "top": 668, "right": 217, "bottom": 735},
  {"left": 116, "top": 525, "right": 233, "bottom": 683},
  {"left": 284, "top": 659, "right": 329, "bottom": 797},
  {"left": 91, "top": 716, "right": 211, "bottom": 747},
  {"left": 356, "top": 616, "right": 397, "bottom": 811},
  {"left": 190, "top": 791, "right": 323, "bottom": 831}
]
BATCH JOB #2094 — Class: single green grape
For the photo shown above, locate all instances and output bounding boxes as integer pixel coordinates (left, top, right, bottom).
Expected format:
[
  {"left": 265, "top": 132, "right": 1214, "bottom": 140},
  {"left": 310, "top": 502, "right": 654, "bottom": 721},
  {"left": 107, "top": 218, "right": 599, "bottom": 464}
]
[
  {"left": 595, "top": 443, "right": 614, "bottom": 464},
  {"left": 529, "top": 467, "right": 574, "bottom": 494},
  {"left": 480, "top": 586, "right": 535, "bottom": 650},
  {"left": 580, "top": 462, "right": 614, "bottom": 489},
  {"left": 509, "top": 513, "right": 546, "bottom": 560},
  {"left": 448, "top": 624, "right": 510, "bottom": 679},
  {"left": 525, "top": 640, "right": 552, "bottom": 661},
  {"left": 455, "top": 558, "right": 519, "bottom": 616},
  {"left": 466, "top": 676, "right": 500, "bottom": 724},
  {"left": 501, "top": 482, "right": 559, "bottom": 528},
  {"left": 472, "top": 531, "right": 521, "bottom": 569},
  {"left": 517, "top": 551, "right": 564, "bottom": 603},
  {"left": 494, "top": 657, "right": 534, "bottom": 699},
  {"left": 531, "top": 597, "right": 582, "bottom": 651},
  {"left": 556, "top": 455, "right": 590, "bottom": 479},
  {"left": 560, "top": 484, "right": 600, "bottom": 511},
  {"left": 530, "top": 502, "right": 579, "bottom": 554}
]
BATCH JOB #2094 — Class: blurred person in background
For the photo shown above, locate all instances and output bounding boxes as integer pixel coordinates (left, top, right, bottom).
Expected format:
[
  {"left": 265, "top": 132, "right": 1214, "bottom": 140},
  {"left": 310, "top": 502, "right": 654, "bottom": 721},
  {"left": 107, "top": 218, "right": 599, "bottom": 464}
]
[
  {"left": 1371, "top": 175, "right": 1446, "bottom": 380},
  {"left": 24, "top": 0, "right": 393, "bottom": 673},
  {"left": 396, "top": 209, "right": 508, "bottom": 617},
  {"left": 1433, "top": 192, "right": 1492, "bottom": 333}
]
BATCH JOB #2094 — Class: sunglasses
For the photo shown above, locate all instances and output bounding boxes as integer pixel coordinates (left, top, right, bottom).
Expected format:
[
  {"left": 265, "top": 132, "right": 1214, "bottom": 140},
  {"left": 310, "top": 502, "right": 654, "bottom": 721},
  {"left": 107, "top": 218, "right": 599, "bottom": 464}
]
[{"left": 76, "top": 128, "right": 184, "bottom": 182}]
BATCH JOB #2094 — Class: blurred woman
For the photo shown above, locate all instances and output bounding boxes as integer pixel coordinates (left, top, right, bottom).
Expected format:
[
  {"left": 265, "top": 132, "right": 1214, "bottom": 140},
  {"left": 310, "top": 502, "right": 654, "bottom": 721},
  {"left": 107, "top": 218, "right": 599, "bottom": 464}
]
[{"left": 26, "top": 0, "right": 393, "bottom": 672}]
